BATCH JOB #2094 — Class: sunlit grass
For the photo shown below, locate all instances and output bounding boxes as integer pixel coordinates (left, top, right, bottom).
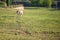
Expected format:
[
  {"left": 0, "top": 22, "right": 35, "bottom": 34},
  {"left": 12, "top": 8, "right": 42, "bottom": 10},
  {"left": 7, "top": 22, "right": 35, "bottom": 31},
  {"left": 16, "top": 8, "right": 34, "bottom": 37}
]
[{"left": 0, "top": 7, "right": 60, "bottom": 40}]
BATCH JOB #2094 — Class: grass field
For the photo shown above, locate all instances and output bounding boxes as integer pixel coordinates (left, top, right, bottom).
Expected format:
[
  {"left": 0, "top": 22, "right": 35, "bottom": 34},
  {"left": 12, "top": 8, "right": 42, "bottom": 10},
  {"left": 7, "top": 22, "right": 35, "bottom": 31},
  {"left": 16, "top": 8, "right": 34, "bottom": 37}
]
[{"left": 0, "top": 7, "right": 60, "bottom": 40}]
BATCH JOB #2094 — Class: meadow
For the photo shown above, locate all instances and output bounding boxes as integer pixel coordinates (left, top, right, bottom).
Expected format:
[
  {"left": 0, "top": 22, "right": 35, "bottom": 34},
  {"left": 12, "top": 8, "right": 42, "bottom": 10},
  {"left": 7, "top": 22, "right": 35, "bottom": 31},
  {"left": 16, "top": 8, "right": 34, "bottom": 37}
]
[{"left": 0, "top": 7, "right": 60, "bottom": 40}]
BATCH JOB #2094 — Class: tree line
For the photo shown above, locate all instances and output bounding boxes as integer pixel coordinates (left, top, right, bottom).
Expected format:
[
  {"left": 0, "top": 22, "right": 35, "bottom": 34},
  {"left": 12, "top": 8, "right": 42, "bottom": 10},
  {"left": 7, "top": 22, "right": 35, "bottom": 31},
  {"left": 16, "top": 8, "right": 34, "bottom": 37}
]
[
  {"left": 30, "top": 0, "right": 52, "bottom": 7},
  {"left": 0, "top": 0, "right": 52, "bottom": 7}
]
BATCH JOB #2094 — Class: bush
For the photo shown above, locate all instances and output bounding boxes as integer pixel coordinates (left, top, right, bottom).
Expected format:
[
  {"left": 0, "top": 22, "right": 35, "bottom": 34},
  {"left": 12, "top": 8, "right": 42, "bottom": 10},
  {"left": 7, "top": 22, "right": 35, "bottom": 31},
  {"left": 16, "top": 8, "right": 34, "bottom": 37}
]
[{"left": 0, "top": 1, "right": 6, "bottom": 7}]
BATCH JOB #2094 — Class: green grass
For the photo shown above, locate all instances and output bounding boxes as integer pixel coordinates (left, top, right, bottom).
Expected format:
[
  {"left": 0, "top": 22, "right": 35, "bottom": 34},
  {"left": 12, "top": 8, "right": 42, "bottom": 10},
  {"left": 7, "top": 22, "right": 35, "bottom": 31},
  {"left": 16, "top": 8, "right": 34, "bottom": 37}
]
[{"left": 0, "top": 7, "right": 60, "bottom": 40}]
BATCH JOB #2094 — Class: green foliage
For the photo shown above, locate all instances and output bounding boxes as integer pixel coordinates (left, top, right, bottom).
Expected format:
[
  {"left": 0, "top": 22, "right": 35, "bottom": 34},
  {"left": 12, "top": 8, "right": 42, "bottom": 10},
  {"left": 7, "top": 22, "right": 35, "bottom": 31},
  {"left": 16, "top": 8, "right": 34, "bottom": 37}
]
[
  {"left": 30, "top": 0, "right": 52, "bottom": 7},
  {"left": 39, "top": 0, "right": 52, "bottom": 7},
  {"left": 30, "top": 0, "right": 39, "bottom": 6},
  {"left": 0, "top": 1, "right": 6, "bottom": 7},
  {"left": 48, "top": 0, "right": 52, "bottom": 8},
  {"left": 0, "top": 1, "right": 4, "bottom": 5},
  {"left": 6, "top": 0, "right": 10, "bottom": 7},
  {"left": 39, "top": 0, "right": 44, "bottom": 4},
  {"left": 40, "top": 0, "right": 48, "bottom": 6}
]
